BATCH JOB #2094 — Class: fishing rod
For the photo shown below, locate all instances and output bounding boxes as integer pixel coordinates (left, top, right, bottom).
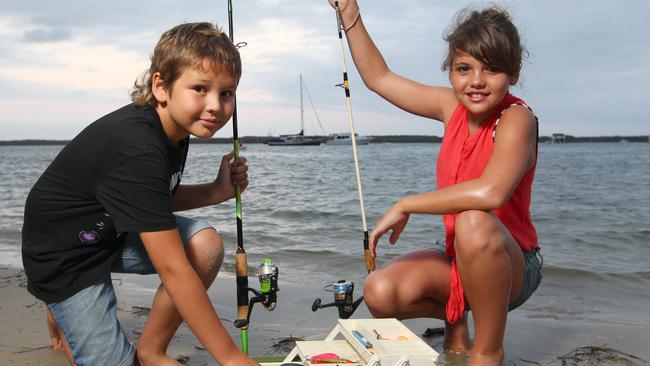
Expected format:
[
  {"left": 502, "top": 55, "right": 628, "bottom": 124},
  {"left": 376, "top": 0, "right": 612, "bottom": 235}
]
[
  {"left": 226, "top": 0, "right": 279, "bottom": 354},
  {"left": 311, "top": 1, "right": 374, "bottom": 319},
  {"left": 227, "top": 0, "right": 249, "bottom": 353}
]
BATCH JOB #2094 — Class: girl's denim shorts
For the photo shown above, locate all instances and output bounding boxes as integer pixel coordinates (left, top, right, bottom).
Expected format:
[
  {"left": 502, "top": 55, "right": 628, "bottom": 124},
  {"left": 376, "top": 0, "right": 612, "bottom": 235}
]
[{"left": 509, "top": 248, "right": 543, "bottom": 311}]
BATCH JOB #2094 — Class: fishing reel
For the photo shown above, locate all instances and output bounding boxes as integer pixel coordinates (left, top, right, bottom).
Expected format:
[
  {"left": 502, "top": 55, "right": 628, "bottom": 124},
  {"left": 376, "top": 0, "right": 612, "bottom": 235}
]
[
  {"left": 311, "top": 279, "right": 364, "bottom": 319},
  {"left": 234, "top": 258, "right": 279, "bottom": 328}
]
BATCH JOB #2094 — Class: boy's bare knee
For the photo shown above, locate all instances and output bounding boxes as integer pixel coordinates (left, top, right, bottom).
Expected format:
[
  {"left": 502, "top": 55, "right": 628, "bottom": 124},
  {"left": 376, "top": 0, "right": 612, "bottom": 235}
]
[{"left": 186, "top": 228, "right": 224, "bottom": 280}]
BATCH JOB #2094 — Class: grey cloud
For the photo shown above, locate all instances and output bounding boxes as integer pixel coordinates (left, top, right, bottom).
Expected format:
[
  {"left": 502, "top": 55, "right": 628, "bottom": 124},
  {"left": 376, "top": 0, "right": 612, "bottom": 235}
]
[
  {"left": 22, "top": 27, "right": 72, "bottom": 43},
  {"left": 1, "top": 0, "right": 649, "bottom": 138}
]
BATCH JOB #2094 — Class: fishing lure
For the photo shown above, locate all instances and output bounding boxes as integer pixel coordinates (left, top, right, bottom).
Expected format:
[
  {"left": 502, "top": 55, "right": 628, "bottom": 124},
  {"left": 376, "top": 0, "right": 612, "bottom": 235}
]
[{"left": 309, "top": 352, "right": 356, "bottom": 364}]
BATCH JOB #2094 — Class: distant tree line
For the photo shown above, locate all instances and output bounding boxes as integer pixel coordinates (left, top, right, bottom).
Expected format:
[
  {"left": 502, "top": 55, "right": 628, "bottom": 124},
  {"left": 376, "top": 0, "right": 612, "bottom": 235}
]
[
  {"left": 1, "top": 135, "right": 648, "bottom": 146},
  {"left": 537, "top": 135, "right": 649, "bottom": 143},
  {"left": 0, "top": 139, "right": 70, "bottom": 146}
]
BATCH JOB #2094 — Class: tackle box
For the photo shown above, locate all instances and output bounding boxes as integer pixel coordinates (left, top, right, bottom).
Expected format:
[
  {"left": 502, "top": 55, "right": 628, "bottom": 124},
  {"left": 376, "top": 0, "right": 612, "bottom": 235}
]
[{"left": 262, "top": 318, "right": 439, "bottom": 366}]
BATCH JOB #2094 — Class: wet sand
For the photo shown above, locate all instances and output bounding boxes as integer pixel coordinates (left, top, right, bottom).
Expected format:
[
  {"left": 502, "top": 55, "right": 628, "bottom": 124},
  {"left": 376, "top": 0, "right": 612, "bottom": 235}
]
[{"left": 1, "top": 265, "right": 648, "bottom": 365}]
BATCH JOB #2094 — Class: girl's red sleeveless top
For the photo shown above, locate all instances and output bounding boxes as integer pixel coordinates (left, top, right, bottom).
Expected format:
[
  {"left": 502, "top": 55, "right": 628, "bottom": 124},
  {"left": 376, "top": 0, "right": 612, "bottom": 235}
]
[{"left": 436, "top": 93, "right": 539, "bottom": 323}]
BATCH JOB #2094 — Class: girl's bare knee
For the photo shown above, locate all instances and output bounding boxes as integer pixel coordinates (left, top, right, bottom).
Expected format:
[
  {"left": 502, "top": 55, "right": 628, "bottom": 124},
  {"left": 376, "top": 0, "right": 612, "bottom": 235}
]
[
  {"left": 363, "top": 270, "right": 397, "bottom": 317},
  {"left": 455, "top": 210, "right": 491, "bottom": 237},
  {"left": 454, "top": 210, "right": 505, "bottom": 257}
]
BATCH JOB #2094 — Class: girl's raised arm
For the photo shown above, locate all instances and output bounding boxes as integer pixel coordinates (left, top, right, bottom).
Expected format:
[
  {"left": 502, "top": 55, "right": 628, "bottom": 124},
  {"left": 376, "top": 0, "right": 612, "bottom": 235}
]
[{"left": 331, "top": 0, "right": 457, "bottom": 122}]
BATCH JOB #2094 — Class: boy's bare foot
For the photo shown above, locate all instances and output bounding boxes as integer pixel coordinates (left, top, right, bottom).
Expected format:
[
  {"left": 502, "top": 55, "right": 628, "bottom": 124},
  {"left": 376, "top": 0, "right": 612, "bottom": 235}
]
[
  {"left": 136, "top": 348, "right": 182, "bottom": 366},
  {"left": 46, "top": 308, "right": 64, "bottom": 351},
  {"left": 46, "top": 308, "right": 76, "bottom": 365},
  {"left": 443, "top": 317, "right": 471, "bottom": 353}
]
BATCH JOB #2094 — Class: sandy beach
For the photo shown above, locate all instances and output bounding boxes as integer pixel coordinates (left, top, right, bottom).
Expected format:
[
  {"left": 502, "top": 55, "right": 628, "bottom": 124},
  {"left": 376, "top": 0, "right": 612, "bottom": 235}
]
[{"left": 1, "top": 265, "right": 649, "bottom": 366}]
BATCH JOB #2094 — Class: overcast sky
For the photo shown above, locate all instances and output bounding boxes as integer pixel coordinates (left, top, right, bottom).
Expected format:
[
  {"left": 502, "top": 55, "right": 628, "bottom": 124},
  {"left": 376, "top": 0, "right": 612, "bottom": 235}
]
[{"left": 0, "top": 0, "right": 648, "bottom": 140}]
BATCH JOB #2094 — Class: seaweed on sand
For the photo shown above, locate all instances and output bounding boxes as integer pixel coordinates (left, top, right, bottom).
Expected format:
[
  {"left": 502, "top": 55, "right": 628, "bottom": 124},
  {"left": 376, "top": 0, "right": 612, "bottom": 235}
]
[
  {"left": 271, "top": 336, "right": 304, "bottom": 354},
  {"left": 130, "top": 305, "right": 151, "bottom": 317},
  {"left": 554, "top": 346, "right": 647, "bottom": 366},
  {"left": 422, "top": 327, "right": 445, "bottom": 338},
  {"left": 175, "top": 355, "right": 190, "bottom": 364}
]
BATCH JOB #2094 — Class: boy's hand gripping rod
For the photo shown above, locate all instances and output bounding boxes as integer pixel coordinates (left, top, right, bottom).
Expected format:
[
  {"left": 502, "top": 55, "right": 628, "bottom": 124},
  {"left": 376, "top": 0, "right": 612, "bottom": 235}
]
[
  {"left": 227, "top": 0, "right": 278, "bottom": 354},
  {"left": 312, "top": 1, "right": 375, "bottom": 319}
]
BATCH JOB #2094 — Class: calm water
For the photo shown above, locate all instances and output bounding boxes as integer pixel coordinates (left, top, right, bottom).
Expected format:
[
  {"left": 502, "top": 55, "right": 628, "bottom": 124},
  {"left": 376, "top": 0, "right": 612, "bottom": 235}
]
[{"left": 1, "top": 142, "right": 649, "bottom": 329}]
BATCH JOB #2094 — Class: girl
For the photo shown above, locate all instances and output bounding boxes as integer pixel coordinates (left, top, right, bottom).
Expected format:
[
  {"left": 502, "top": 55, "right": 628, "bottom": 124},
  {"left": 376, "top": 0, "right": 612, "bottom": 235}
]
[{"left": 329, "top": 1, "right": 542, "bottom": 365}]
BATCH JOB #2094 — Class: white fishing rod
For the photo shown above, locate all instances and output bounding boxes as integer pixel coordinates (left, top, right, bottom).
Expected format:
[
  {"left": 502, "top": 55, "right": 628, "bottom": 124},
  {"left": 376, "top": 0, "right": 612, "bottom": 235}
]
[
  {"left": 333, "top": 1, "right": 375, "bottom": 274},
  {"left": 311, "top": 1, "right": 374, "bottom": 320}
]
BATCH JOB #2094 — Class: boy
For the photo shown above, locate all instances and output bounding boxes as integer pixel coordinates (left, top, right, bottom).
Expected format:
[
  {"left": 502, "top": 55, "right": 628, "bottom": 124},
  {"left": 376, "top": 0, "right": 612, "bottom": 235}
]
[{"left": 22, "top": 22, "right": 259, "bottom": 366}]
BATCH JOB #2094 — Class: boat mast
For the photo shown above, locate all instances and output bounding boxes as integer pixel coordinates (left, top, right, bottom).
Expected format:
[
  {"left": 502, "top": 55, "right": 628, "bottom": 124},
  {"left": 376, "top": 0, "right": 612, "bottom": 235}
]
[{"left": 300, "top": 74, "right": 304, "bottom": 136}]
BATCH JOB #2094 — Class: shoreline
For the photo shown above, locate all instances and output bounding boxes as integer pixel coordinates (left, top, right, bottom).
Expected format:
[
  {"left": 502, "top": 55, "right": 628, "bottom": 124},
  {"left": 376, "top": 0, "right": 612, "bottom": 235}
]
[
  {"left": 1, "top": 134, "right": 649, "bottom": 146},
  {"left": 2, "top": 265, "right": 649, "bottom": 365}
]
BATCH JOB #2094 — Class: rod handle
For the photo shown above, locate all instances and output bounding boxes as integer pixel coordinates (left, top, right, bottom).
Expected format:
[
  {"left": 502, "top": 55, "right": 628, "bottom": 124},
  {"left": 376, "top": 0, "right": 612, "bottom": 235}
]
[
  {"left": 235, "top": 249, "right": 249, "bottom": 329},
  {"left": 364, "top": 249, "right": 375, "bottom": 273}
]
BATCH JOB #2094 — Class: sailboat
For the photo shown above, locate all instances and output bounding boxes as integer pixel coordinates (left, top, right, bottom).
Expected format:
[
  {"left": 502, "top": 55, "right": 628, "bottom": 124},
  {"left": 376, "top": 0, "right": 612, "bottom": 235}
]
[{"left": 267, "top": 74, "right": 322, "bottom": 146}]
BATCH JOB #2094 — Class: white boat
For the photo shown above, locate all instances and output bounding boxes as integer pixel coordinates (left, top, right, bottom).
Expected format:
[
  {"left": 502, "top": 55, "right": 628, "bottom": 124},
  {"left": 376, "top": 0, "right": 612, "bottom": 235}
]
[
  {"left": 326, "top": 133, "right": 370, "bottom": 145},
  {"left": 267, "top": 133, "right": 321, "bottom": 146},
  {"left": 267, "top": 74, "right": 322, "bottom": 146}
]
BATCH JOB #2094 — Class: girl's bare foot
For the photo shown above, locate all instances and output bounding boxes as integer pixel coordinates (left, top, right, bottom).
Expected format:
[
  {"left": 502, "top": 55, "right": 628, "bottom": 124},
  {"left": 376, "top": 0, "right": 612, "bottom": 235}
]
[
  {"left": 443, "top": 316, "right": 471, "bottom": 353},
  {"left": 469, "top": 350, "right": 504, "bottom": 366}
]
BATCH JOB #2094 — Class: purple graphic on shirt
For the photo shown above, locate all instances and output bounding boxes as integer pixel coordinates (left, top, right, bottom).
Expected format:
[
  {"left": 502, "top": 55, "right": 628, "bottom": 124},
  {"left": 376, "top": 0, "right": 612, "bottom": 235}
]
[
  {"left": 79, "top": 230, "right": 100, "bottom": 245},
  {"left": 78, "top": 213, "right": 113, "bottom": 245}
]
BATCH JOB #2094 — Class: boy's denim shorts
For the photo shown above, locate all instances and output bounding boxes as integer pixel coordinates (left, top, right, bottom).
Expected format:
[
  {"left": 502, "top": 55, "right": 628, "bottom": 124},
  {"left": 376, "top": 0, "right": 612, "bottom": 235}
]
[{"left": 47, "top": 215, "right": 213, "bottom": 366}]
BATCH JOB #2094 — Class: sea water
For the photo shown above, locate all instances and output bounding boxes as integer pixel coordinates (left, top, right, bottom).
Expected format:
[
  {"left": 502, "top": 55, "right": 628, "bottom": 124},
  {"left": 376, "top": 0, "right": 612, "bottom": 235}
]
[{"left": 1, "top": 142, "right": 649, "bottom": 330}]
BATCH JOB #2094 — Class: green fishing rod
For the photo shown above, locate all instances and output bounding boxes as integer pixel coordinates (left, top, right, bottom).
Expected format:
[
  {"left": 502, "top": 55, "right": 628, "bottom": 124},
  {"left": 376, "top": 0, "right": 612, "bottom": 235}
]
[
  {"left": 226, "top": 1, "right": 279, "bottom": 355},
  {"left": 226, "top": 0, "right": 249, "bottom": 354},
  {"left": 312, "top": 1, "right": 375, "bottom": 319}
]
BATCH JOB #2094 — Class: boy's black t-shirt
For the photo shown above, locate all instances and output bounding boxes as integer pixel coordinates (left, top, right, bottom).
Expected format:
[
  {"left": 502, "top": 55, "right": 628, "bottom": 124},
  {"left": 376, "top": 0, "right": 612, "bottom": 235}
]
[{"left": 22, "top": 104, "right": 189, "bottom": 303}]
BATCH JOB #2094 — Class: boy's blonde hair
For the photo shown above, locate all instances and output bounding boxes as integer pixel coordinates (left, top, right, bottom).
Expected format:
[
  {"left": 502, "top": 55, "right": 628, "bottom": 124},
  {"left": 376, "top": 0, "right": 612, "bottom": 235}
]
[{"left": 131, "top": 22, "right": 242, "bottom": 107}]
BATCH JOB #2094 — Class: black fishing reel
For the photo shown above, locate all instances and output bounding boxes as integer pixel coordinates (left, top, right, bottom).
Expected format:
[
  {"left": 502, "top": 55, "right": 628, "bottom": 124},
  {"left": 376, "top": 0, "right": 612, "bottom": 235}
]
[
  {"left": 311, "top": 279, "right": 363, "bottom": 319},
  {"left": 234, "top": 259, "right": 279, "bottom": 328}
]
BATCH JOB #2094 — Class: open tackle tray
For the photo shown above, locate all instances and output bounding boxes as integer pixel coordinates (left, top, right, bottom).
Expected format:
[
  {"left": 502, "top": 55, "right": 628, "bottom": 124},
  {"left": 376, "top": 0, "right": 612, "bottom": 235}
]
[{"left": 262, "top": 318, "right": 439, "bottom": 366}]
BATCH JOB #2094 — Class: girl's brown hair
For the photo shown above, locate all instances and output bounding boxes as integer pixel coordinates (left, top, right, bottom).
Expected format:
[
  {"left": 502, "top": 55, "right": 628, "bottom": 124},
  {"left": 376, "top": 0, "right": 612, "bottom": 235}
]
[
  {"left": 442, "top": 6, "right": 526, "bottom": 81},
  {"left": 131, "top": 22, "right": 242, "bottom": 107}
]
